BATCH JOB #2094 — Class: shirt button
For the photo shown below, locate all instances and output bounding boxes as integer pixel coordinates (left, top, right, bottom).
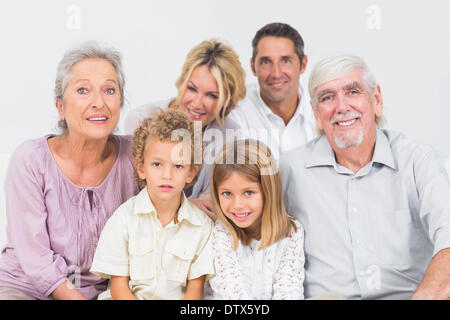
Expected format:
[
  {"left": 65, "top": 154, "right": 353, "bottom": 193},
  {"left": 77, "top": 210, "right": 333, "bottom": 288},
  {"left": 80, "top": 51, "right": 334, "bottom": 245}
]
[
  {"left": 352, "top": 207, "right": 358, "bottom": 213},
  {"left": 356, "top": 239, "right": 361, "bottom": 245},
  {"left": 360, "top": 271, "right": 365, "bottom": 276}
]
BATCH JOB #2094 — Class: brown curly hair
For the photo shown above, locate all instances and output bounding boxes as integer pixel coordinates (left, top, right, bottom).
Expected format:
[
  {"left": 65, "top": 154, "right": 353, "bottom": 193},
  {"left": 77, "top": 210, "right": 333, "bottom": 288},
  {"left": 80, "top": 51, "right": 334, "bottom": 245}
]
[{"left": 131, "top": 108, "right": 203, "bottom": 189}]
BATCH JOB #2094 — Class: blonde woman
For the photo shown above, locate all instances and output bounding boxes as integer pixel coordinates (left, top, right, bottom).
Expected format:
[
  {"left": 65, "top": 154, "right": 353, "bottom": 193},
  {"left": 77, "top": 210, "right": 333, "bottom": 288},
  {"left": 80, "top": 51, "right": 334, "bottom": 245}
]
[
  {"left": 206, "top": 139, "right": 305, "bottom": 299},
  {"left": 124, "top": 39, "right": 246, "bottom": 218}
]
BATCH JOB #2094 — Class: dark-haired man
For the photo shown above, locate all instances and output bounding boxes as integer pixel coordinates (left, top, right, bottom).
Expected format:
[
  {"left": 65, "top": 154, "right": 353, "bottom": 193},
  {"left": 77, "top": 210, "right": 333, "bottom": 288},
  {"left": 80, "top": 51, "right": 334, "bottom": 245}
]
[{"left": 228, "top": 22, "right": 316, "bottom": 160}]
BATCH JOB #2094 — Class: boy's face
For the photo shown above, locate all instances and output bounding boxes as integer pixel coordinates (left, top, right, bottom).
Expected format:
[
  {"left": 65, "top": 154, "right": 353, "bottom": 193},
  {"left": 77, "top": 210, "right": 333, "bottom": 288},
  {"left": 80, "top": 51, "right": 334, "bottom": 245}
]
[{"left": 137, "top": 138, "right": 196, "bottom": 203}]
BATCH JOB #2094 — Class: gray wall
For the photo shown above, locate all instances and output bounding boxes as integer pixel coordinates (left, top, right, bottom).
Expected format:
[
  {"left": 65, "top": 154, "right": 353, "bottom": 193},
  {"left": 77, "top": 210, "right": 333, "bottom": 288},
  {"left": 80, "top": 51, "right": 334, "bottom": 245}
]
[
  {"left": 1, "top": 0, "right": 450, "bottom": 248},
  {"left": 0, "top": 0, "right": 449, "bottom": 158}
]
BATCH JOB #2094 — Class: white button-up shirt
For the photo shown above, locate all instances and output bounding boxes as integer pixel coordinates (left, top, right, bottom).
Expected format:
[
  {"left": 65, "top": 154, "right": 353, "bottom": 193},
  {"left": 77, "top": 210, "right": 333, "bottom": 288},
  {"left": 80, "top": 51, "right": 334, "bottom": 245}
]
[
  {"left": 227, "top": 82, "right": 317, "bottom": 160},
  {"left": 90, "top": 188, "right": 214, "bottom": 300},
  {"left": 280, "top": 129, "right": 450, "bottom": 299}
]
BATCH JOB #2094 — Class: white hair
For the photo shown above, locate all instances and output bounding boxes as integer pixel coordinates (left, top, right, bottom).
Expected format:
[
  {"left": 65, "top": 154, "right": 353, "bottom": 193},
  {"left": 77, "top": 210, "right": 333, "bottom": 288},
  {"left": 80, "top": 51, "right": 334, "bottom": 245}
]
[{"left": 308, "top": 55, "right": 385, "bottom": 128}]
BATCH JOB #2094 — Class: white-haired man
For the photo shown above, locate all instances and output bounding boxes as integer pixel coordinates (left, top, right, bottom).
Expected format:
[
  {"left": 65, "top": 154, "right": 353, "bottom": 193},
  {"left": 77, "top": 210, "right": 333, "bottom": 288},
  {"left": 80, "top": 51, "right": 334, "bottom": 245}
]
[{"left": 280, "top": 55, "right": 450, "bottom": 299}]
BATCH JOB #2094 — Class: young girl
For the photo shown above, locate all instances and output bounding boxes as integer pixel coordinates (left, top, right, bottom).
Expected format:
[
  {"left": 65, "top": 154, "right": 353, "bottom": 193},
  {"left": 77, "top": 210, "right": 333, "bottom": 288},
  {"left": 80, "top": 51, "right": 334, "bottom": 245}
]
[
  {"left": 206, "top": 139, "right": 305, "bottom": 300},
  {"left": 90, "top": 109, "right": 214, "bottom": 300}
]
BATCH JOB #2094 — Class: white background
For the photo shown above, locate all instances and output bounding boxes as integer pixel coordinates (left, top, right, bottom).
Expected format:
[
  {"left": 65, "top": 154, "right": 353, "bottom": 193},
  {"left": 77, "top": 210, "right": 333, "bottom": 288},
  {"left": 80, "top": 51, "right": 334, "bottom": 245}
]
[{"left": 1, "top": 0, "right": 450, "bottom": 244}]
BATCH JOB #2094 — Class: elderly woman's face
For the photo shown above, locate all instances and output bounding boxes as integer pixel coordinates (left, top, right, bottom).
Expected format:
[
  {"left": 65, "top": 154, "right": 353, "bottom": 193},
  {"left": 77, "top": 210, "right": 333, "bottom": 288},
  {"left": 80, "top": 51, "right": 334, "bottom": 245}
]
[
  {"left": 178, "top": 65, "right": 220, "bottom": 128},
  {"left": 57, "top": 58, "right": 121, "bottom": 140}
]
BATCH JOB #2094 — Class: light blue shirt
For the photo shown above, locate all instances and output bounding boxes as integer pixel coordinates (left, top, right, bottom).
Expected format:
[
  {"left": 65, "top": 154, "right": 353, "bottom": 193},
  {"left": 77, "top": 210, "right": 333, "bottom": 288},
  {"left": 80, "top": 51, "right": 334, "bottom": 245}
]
[{"left": 280, "top": 129, "right": 450, "bottom": 299}]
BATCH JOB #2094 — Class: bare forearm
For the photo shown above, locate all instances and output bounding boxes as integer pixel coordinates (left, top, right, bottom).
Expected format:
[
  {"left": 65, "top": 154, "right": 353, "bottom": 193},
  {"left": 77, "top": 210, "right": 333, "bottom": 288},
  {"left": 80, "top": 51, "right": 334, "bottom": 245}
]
[
  {"left": 183, "top": 276, "right": 205, "bottom": 300},
  {"left": 110, "top": 276, "right": 136, "bottom": 300},
  {"left": 51, "top": 280, "right": 88, "bottom": 300},
  {"left": 411, "top": 248, "right": 450, "bottom": 300},
  {"left": 111, "top": 288, "right": 136, "bottom": 300}
]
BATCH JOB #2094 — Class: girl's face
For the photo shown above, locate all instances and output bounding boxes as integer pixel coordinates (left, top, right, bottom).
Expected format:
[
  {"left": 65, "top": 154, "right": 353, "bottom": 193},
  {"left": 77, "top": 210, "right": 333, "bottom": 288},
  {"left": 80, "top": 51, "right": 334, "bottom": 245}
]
[
  {"left": 217, "top": 171, "right": 264, "bottom": 237},
  {"left": 178, "top": 65, "right": 220, "bottom": 128}
]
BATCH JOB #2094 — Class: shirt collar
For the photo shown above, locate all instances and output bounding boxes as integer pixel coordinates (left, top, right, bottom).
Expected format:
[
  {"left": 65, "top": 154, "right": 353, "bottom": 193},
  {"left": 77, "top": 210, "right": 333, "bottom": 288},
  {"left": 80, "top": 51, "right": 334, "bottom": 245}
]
[
  {"left": 372, "top": 128, "right": 398, "bottom": 170},
  {"left": 305, "top": 128, "right": 398, "bottom": 171},
  {"left": 255, "top": 81, "right": 307, "bottom": 120},
  {"left": 132, "top": 188, "right": 204, "bottom": 226},
  {"left": 305, "top": 134, "right": 337, "bottom": 168}
]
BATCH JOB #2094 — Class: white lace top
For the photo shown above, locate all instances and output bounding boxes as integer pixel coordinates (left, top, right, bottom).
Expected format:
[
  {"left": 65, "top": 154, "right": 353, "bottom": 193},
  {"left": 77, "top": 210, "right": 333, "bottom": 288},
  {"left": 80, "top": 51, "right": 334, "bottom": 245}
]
[{"left": 206, "top": 218, "right": 305, "bottom": 300}]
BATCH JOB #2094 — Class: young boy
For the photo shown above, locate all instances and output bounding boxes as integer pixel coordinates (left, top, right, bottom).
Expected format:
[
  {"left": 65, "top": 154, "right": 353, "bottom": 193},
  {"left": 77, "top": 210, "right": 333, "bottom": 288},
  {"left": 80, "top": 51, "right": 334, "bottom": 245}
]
[{"left": 90, "top": 109, "right": 214, "bottom": 300}]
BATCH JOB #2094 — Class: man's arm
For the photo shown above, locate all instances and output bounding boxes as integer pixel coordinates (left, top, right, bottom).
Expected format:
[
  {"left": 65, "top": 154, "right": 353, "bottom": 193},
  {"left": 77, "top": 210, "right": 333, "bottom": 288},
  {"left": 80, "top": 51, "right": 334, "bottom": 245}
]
[
  {"left": 410, "top": 145, "right": 450, "bottom": 300},
  {"left": 411, "top": 248, "right": 450, "bottom": 300}
]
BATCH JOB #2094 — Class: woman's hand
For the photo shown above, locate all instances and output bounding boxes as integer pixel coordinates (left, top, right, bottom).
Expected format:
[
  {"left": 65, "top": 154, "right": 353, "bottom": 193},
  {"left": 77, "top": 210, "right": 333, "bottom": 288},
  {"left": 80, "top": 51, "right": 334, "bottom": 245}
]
[
  {"left": 51, "top": 280, "right": 88, "bottom": 300},
  {"left": 189, "top": 195, "right": 215, "bottom": 221}
]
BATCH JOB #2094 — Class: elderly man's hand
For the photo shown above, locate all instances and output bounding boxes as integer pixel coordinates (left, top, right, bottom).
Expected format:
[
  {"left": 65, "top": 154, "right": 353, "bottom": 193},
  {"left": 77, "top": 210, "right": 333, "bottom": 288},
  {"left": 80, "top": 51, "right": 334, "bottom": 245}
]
[
  {"left": 189, "top": 194, "right": 215, "bottom": 221},
  {"left": 410, "top": 248, "right": 450, "bottom": 300}
]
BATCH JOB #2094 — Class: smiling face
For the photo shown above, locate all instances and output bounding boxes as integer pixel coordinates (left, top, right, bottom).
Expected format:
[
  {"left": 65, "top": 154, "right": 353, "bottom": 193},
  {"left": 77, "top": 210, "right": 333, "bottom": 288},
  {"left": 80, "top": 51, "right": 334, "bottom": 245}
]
[
  {"left": 251, "top": 36, "right": 307, "bottom": 108},
  {"left": 178, "top": 65, "right": 220, "bottom": 128},
  {"left": 217, "top": 171, "right": 264, "bottom": 236},
  {"left": 312, "top": 70, "right": 383, "bottom": 150},
  {"left": 56, "top": 58, "right": 121, "bottom": 140},
  {"left": 136, "top": 138, "right": 196, "bottom": 204}
]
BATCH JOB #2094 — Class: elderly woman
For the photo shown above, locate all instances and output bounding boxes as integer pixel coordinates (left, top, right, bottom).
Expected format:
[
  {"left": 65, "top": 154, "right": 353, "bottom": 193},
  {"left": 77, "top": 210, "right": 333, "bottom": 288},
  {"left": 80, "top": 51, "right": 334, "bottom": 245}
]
[
  {"left": 124, "top": 39, "right": 246, "bottom": 217},
  {"left": 0, "top": 42, "right": 139, "bottom": 300}
]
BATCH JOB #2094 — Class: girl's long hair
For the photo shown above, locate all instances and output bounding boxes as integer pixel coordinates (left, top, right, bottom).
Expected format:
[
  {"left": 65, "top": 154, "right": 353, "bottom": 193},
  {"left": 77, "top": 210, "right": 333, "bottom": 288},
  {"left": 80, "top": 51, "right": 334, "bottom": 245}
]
[{"left": 211, "top": 139, "right": 296, "bottom": 250}]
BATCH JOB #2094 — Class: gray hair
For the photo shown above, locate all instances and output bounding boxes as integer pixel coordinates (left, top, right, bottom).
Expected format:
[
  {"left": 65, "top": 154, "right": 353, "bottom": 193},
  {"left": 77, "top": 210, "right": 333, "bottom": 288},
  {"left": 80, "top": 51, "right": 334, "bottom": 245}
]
[
  {"left": 308, "top": 55, "right": 385, "bottom": 128},
  {"left": 54, "top": 41, "right": 125, "bottom": 131}
]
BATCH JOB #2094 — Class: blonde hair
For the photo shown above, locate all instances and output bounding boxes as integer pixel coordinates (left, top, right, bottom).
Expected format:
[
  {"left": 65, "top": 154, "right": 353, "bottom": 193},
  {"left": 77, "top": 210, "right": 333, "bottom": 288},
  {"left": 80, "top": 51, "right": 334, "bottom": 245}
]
[
  {"left": 175, "top": 39, "right": 246, "bottom": 127},
  {"left": 131, "top": 108, "right": 202, "bottom": 189},
  {"left": 211, "top": 139, "right": 296, "bottom": 250}
]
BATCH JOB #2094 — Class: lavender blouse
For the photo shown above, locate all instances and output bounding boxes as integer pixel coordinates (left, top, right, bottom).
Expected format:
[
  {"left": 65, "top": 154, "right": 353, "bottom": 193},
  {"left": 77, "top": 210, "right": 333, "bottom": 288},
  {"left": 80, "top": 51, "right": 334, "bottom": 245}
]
[{"left": 0, "top": 135, "right": 139, "bottom": 300}]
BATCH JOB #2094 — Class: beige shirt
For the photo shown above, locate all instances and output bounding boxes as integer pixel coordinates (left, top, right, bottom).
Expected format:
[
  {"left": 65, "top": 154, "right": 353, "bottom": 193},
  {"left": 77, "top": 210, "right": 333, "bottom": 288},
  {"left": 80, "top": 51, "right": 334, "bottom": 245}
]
[{"left": 90, "top": 188, "right": 214, "bottom": 300}]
